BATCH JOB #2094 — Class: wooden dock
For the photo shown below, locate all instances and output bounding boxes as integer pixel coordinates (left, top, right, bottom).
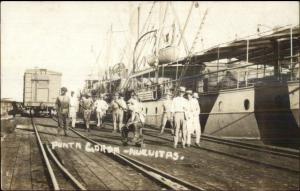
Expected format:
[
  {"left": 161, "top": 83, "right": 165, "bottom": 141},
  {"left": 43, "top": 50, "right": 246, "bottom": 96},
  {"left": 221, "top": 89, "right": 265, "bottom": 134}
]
[{"left": 1, "top": 116, "right": 299, "bottom": 190}]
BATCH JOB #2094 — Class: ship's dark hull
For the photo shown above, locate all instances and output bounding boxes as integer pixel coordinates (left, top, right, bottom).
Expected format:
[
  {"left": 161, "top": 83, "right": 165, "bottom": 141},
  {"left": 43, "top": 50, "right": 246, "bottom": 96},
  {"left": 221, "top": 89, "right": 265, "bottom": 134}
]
[{"left": 142, "top": 81, "right": 299, "bottom": 145}]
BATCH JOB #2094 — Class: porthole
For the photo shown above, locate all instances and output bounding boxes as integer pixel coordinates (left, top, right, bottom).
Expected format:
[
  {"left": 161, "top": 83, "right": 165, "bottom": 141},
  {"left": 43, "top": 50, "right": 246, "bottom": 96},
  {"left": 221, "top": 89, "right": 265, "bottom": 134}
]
[
  {"left": 218, "top": 101, "right": 223, "bottom": 112},
  {"left": 244, "top": 99, "right": 250, "bottom": 110},
  {"left": 155, "top": 107, "right": 158, "bottom": 114}
]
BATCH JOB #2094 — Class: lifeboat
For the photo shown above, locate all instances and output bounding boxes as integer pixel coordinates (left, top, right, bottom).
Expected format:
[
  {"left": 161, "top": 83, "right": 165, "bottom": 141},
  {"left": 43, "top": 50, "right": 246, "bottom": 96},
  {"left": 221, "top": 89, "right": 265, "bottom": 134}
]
[
  {"left": 158, "top": 46, "right": 179, "bottom": 64},
  {"left": 147, "top": 46, "right": 179, "bottom": 67}
]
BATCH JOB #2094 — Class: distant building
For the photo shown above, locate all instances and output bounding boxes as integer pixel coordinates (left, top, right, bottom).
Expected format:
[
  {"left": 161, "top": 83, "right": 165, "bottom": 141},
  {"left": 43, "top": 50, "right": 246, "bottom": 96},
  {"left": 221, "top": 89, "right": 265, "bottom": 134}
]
[{"left": 1, "top": 98, "right": 15, "bottom": 115}]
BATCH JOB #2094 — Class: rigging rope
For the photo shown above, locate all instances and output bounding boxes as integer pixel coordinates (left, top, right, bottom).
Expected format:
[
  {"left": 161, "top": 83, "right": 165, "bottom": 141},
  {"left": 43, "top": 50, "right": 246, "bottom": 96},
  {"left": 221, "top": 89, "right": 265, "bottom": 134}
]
[
  {"left": 175, "top": 8, "right": 209, "bottom": 94},
  {"left": 114, "top": 2, "right": 156, "bottom": 93},
  {"left": 170, "top": 2, "right": 190, "bottom": 54},
  {"left": 177, "top": 1, "right": 195, "bottom": 47}
]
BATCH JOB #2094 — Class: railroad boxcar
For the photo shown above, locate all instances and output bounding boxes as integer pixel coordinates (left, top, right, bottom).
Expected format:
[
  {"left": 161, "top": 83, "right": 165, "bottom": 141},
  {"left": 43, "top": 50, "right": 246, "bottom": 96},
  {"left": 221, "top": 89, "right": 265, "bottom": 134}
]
[{"left": 23, "top": 68, "right": 62, "bottom": 115}]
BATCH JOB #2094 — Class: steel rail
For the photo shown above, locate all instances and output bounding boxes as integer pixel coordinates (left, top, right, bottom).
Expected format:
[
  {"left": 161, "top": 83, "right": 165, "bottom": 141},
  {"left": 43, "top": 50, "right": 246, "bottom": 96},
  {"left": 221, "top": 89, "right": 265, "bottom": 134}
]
[
  {"left": 45, "top": 144, "right": 87, "bottom": 190},
  {"left": 32, "top": 115, "right": 86, "bottom": 190},
  {"left": 142, "top": 129, "right": 300, "bottom": 174},
  {"left": 119, "top": 153, "right": 206, "bottom": 191},
  {"left": 201, "top": 135, "right": 300, "bottom": 159},
  {"left": 144, "top": 127, "right": 299, "bottom": 158},
  {"left": 69, "top": 127, "right": 206, "bottom": 191},
  {"left": 30, "top": 115, "right": 60, "bottom": 190}
]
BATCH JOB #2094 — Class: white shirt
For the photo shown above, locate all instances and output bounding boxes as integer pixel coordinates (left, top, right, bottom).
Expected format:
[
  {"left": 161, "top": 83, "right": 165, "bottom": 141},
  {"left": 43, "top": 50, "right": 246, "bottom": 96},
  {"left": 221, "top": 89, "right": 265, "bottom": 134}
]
[
  {"left": 94, "top": 99, "right": 108, "bottom": 112},
  {"left": 116, "top": 98, "right": 127, "bottom": 110},
  {"left": 162, "top": 99, "right": 172, "bottom": 113},
  {"left": 127, "top": 98, "right": 141, "bottom": 112},
  {"left": 70, "top": 96, "right": 78, "bottom": 108},
  {"left": 171, "top": 96, "right": 188, "bottom": 113},
  {"left": 186, "top": 97, "right": 200, "bottom": 119},
  {"left": 127, "top": 98, "right": 145, "bottom": 123},
  {"left": 191, "top": 98, "right": 200, "bottom": 115}
]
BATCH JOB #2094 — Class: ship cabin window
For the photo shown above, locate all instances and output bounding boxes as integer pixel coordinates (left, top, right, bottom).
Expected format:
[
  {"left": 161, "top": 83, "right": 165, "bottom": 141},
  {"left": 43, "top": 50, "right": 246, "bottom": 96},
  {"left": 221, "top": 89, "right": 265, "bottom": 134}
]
[
  {"left": 244, "top": 99, "right": 250, "bottom": 110},
  {"left": 40, "top": 69, "right": 47, "bottom": 74},
  {"left": 155, "top": 107, "right": 158, "bottom": 114},
  {"left": 142, "top": 108, "right": 143, "bottom": 111},
  {"left": 218, "top": 101, "right": 223, "bottom": 112},
  {"left": 146, "top": 108, "right": 148, "bottom": 114}
]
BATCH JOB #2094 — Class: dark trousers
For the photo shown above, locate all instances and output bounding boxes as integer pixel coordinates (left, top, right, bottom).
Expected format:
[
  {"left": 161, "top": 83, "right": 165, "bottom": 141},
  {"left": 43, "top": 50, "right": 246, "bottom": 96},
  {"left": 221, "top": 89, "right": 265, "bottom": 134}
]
[
  {"left": 121, "top": 122, "right": 143, "bottom": 145},
  {"left": 57, "top": 112, "right": 69, "bottom": 135}
]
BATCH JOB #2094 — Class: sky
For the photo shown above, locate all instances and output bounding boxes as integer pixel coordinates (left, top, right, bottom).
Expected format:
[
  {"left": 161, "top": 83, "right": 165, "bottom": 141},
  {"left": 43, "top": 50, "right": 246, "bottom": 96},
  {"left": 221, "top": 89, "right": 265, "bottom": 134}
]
[{"left": 1, "top": 1, "right": 299, "bottom": 101}]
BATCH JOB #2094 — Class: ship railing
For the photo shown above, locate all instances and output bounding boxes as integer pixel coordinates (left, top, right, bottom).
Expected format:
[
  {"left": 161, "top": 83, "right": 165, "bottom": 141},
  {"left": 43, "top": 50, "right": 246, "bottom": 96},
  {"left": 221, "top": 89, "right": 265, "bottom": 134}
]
[{"left": 136, "top": 60, "right": 298, "bottom": 100}]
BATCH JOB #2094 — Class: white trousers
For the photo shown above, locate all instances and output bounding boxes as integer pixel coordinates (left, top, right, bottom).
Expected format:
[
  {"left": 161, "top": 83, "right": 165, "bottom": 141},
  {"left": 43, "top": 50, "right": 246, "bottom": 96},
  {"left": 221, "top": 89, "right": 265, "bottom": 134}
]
[
  {"left": 69, "top": 107, "right": 77, "bottom": 128},
  {"left": 186, "top": 114, "right": 201, "bottom": 145}
]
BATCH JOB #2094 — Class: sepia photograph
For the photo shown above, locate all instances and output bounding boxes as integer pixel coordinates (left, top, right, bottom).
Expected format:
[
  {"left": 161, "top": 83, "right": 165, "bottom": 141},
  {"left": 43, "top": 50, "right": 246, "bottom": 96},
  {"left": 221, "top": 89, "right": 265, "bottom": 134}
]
[{"left": 1, "top": 1, "right": 299, "bottom": 190}]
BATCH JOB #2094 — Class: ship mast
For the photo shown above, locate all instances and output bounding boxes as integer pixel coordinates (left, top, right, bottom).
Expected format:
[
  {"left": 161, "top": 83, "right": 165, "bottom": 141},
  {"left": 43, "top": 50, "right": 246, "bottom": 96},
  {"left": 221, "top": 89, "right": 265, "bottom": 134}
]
[{"left": 133, "top": 5, "right": 140, "bottom": 73}]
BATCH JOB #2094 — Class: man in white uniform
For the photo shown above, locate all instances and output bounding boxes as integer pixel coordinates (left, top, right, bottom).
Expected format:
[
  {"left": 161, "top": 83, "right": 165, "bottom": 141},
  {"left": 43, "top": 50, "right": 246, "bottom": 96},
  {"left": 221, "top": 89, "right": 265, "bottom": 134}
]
[
  {"left": 185, "top": 90, "right": 201, "bottom": 147},
  {"left": 192, "top": 92, "right": 201, "bottom": 147},
  {"left": 111, "top": 93, "right": 127, "bottom": 133},
  {"left": 69, "top": 91, "right": 78, "bottom": 128},
  {"left": 160, "top": 92, "right": 173, "bottom": 135},
  {"left": 171, "top": 86, "right": 188, "bottom": 149},
  {"left": 94, "top": 94, "right": 109, "bottom": 128}
]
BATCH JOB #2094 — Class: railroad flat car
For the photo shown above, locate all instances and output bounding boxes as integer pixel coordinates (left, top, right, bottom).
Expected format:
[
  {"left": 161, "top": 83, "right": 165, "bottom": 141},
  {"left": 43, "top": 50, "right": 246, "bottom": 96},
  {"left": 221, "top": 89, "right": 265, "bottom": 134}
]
[{"left": 23, "top": 68, "right": 62, "bottom": 115}]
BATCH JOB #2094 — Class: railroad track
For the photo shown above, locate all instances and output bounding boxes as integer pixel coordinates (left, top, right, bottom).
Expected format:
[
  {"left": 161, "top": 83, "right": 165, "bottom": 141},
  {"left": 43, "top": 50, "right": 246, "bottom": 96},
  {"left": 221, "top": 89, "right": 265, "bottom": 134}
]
[
  {"left": 143, "top": 127, "right": 299, "bottom": 158},
  {"left": 142, "top": 127, "right": 300, "bottom": 174},
  {"left": 48, "top": 116, "right": 208, "bottom": 190},
  {"left": 201, "top": 134, "right": 299, "bottom": 159},
  {"left": 48, "top": 116, "right": 299, "bottom": 188},
  {"left": 30, "top": 115, "right": 87, "bottom": 190},
  {"left": 69, "top": 127, "right": 206, "bottom": 191}
]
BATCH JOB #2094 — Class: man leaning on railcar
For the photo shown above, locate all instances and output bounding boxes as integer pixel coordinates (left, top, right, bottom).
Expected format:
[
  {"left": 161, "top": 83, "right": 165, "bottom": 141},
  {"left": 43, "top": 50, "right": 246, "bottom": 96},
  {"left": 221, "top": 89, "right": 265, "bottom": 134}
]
[{"left": 55, "top": 87, "right": 70, "bottom": 136}]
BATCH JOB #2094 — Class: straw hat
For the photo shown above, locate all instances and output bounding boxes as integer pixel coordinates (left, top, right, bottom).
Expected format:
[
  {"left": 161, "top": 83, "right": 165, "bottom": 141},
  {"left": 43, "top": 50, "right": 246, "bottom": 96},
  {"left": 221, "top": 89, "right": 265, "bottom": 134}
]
[
  {"left": 179, "top": 86, "right": 186, "bottom": 92},
  {"left": 193, "top": 92, "right": 199, "bottom": 98},
  {"left": 186, "top": 90, "right": 193, "bottom": 95}
]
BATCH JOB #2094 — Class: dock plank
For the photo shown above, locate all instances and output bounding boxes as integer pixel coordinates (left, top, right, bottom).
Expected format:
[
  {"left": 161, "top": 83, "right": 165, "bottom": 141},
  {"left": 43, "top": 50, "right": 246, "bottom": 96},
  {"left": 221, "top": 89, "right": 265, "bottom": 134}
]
[
  {"left": 30, "top": 136, "right": 51, "bottom": 190},
  {"left": 64, "top": 148, "right": 108, "bottom": 190},
  {"left": 88, "top": 151, "right": 160, "bottom": 190},
  {"left": 72, "top": 148, "right": 127, "bottom": 190},
  {"left": 1, "top": 132, "right": 20, "bottom": 190},
  {"left": 10, "top": 134, "right": 32, "bottom": 190}
]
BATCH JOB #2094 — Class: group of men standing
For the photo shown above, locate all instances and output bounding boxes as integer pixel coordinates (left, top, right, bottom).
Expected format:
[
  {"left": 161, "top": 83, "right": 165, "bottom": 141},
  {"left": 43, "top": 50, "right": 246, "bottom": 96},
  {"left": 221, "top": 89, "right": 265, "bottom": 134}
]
[
  {"left": 55, "top": 87, "right": 145, "bottom": 144},
  {"left": 55, "top": 86, "right": 201, "bottom": 149},
  {"left": 160, "top": 86, "right": 201, "bottom": 148},
  {"left": 55, "top": 87, "right": 113, "bottom": 134}
]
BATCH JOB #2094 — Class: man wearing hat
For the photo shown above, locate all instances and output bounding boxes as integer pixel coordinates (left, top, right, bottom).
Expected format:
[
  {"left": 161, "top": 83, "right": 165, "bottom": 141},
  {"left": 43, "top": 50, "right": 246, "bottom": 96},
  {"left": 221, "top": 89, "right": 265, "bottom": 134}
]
[
  {"left": 185, "top": 90, "right": 199, "bottom": 147},
  {"left": 170, "top": 86, "right": 188, "bottom": 149},
  {"left": 111, "top": 92, "right": 127, "bottom": 133},
  {"left": 94, "top": 93, "right": 108, "bottom": 128},
  {"left": 69, "top": 91, "right": 78, "bottom": 128},
  {"left": 122, "top": 91, "right": 145, "bottom": 146},
  {"left": 160, "top": 91, "right": 174, "bottom": 135},
  {"left": 192, "top": 92, "right": 201, "bottom": 147},
  {"left": 80, "top": 92, "right": 93, "bottom": 132},
  {"left": 55, "top": 87, "right": 70, "bottom": 136}
]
